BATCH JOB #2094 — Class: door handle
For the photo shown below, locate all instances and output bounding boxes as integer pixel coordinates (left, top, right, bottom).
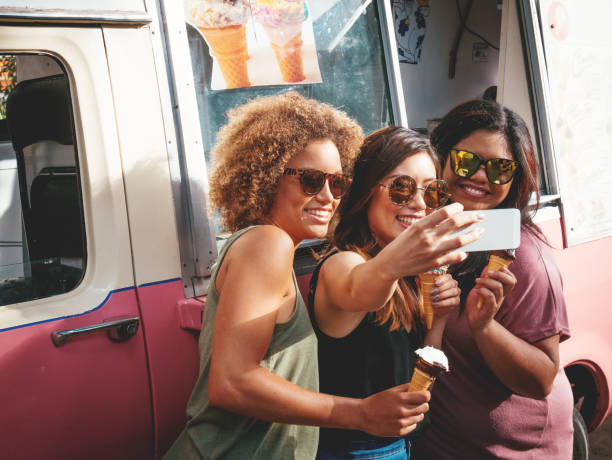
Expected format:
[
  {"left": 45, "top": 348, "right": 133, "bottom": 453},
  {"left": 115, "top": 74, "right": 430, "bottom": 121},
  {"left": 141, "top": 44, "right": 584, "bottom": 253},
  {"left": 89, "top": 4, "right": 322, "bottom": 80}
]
[{"left": 51, "top": 317, "right": 140, "bottom": 347}]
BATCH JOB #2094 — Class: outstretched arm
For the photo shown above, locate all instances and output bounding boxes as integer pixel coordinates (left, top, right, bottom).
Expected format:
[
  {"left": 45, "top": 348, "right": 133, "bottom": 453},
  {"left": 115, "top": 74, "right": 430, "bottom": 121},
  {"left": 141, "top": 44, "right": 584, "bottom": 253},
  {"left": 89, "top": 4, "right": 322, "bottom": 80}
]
[
  {"left": 209, "top": 226, "right": 429, "bottom": 436},
  {"left": 319, "top": 203, "right": 483, "bottom": 315}
]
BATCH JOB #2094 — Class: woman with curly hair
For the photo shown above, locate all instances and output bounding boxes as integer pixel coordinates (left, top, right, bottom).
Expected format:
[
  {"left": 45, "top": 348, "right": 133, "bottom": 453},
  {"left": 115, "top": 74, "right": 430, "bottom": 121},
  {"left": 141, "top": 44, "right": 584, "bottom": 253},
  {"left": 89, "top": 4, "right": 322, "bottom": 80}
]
[
  {"left": 165, "top": 92, "right": 440, "bottom": 460},
  {"left": 307, "top": 126, "right": 494, "bottom": 459}
]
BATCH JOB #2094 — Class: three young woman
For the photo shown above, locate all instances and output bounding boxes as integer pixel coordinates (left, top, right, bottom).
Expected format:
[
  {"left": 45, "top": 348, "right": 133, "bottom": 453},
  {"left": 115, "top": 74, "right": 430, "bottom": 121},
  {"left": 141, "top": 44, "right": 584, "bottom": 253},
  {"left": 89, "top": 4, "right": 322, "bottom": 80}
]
[
  {"left": 412, "top": 99, "right": 574, "bottom": 459},
  {"left": 164, "top": 93, "right": 481, "bottom": 460},
  {"left": 168, "top": 92, "right": 571, "bottom": 459},
  {"left": 307, "top": 126, "right": 505, "bottom": 459}
]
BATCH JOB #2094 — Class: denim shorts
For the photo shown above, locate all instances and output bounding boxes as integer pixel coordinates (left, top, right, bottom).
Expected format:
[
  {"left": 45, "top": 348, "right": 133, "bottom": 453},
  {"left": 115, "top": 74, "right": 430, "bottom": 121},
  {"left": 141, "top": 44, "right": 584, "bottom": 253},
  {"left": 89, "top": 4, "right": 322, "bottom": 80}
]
[{"left": 316, "top": 438, "right": 409, "bottom": 460}]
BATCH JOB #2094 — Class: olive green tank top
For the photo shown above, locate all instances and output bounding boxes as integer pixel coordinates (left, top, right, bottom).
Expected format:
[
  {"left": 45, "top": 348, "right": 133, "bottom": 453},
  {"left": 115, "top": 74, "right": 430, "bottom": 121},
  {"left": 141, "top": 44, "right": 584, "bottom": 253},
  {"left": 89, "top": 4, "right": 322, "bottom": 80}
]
[{"left": 164, "top": 226, "right": 319, "bottom": 460}]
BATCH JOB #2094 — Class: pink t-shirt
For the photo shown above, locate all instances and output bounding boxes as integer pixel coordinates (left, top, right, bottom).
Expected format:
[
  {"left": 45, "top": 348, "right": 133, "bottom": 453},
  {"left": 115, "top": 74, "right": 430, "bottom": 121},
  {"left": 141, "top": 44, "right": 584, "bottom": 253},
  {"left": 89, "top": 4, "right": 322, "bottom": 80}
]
[{"left": 413, "top": 230, "right": 573, "bottom": 459}]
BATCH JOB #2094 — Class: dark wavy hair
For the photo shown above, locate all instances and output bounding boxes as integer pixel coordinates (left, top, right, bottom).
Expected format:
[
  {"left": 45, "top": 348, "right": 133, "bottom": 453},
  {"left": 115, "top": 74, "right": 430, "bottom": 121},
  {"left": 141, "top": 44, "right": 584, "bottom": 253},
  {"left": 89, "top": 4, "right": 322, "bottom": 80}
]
[
  {"left": 430, "top": 99, "right": 544, "bottom": 307},
  {"left": 430, "top": 98, "right": 540, "bottom": 233},
  {"left": 332, "top": 126, "right": 438, "bottom": 332}
]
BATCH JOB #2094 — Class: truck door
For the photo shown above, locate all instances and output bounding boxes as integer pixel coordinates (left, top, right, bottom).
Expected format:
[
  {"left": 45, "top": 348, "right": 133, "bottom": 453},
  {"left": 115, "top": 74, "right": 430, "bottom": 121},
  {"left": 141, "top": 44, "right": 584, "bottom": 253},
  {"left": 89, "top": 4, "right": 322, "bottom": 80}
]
[{"left": 0, "top": 27, "right": 153, "bottom": 459}]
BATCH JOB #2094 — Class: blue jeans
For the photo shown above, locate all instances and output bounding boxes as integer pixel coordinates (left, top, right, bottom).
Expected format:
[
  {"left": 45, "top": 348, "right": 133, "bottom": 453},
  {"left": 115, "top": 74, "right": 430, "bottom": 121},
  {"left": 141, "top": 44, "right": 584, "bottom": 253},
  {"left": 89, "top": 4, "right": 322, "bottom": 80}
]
[{"left": 316, "top": 438, "right": 409, "bottom": 460}]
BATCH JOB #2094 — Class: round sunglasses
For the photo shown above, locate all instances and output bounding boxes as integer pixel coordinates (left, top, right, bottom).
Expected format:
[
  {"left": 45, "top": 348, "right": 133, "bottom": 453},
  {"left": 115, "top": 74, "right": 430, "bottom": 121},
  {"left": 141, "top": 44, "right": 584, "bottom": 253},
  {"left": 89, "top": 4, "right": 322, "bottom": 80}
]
[
  {"left": 283, "top": 168, "right": 352, "bottom": 199},
  {"left": 379, "top": 176, "right": 450, "bottom": 209},
  {"left": 449, "top": 149, "right": 520, "bottom": 185}
]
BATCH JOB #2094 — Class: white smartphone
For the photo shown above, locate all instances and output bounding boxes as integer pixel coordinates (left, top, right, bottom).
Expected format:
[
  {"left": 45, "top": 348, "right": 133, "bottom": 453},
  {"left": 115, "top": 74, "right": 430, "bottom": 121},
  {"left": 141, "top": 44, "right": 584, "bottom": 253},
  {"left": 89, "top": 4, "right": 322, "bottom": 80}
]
[{"left": 453, "top": 208, "right": 521, "bottom": 253}]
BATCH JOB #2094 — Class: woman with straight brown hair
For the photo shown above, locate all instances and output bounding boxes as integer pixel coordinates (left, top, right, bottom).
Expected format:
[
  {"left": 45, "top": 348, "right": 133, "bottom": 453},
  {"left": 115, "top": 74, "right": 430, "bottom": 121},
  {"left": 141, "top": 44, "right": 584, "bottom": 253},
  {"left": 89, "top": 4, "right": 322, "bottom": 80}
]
[{"left": 307, "top": 126, "right": 500, "bottom": 459}]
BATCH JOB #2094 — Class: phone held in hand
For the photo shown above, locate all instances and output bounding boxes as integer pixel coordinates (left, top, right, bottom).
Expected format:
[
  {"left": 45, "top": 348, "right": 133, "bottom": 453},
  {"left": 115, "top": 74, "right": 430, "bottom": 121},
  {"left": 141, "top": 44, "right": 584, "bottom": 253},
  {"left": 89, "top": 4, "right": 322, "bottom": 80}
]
[{"left": 454, "top": 208, "right": 520, "bottom": 253}]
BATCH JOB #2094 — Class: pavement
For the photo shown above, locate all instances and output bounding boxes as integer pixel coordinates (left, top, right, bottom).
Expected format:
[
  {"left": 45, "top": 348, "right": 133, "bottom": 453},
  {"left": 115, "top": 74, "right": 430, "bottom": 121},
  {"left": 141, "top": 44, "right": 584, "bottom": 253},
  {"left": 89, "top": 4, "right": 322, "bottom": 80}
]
[{"left": 589, "top": 418, "right": 612, "bottom": 459}]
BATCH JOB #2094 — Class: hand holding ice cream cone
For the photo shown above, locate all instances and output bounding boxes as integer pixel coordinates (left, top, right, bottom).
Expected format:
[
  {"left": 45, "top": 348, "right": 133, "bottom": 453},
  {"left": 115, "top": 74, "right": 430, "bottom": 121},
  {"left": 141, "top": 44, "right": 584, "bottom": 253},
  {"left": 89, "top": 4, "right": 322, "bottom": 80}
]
[
  {"left": 465, "top": 250, "right": 517, "bottom": 332},
  {"left": 359, "top": 384, "right": 430, "bottom": 437},
  {"left": 418, "top": 265, "right": 449, "bottom": 329},
  {"left": 476, "top": 249, "right": 515, "bottom": 309}
]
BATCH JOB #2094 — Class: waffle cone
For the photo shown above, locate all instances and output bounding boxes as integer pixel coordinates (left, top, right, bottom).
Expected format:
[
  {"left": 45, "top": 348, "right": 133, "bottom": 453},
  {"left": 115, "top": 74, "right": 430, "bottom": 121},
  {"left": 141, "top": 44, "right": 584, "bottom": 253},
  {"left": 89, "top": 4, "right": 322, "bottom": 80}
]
[
  {"left": 476, "top": 254, "right": 514, "bottom": 309},
  {"left": 487, "top": 254, "right": 513, "bottom": 271},
  {"left": 199, "top": 25, "right": 250, "bottom": 88},
  {"left": 418, "top": 273, "right": 439, "bottom": 330},
  {"left": 408, "top": 358, "right": 445, "bottom": 392},
  {"left": 264, "top": 24, "right": 306, "bottom": 82}
]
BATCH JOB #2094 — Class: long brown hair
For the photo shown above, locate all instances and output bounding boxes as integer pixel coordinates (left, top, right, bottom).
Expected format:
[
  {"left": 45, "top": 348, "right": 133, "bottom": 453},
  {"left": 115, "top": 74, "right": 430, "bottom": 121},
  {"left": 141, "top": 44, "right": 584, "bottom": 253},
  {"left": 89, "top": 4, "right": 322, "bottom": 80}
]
[
  {"left": 333, "top": 126, "right": 439, "bottom": 332},
  {"left": 431, "top": 99, "right": 544, "bottom": 309}
]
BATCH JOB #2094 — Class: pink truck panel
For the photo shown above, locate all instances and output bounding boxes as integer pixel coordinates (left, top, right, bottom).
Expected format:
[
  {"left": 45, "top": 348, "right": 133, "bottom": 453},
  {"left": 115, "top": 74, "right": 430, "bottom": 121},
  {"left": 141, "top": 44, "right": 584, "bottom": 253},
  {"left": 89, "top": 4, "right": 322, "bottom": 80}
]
[
  {"left": 541, "top": 218, "right": 612, "bottom": 429},
  {"left": 0, "top": 288, "right": 153, "bottom": 460},
  {"left": 136, "top": 279, "right": 202, "bottom": 456}
]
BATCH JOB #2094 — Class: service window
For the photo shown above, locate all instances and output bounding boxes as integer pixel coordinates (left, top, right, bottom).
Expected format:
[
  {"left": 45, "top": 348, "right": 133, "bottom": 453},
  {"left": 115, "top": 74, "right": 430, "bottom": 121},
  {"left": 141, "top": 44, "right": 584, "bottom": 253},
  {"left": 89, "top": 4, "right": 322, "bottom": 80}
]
[
  {"left": 394, "top": 0, "right": 551, "bottom": 196},
  {"left": 0, "top": 54, "right": 85, "bottom": 307}
]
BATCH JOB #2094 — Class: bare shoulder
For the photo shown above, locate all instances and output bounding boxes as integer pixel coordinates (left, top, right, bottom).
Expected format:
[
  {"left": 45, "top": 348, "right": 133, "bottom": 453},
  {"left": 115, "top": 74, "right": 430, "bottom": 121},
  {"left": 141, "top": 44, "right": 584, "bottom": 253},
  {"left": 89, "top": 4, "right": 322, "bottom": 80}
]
[
  {"left": 320, "top": 250, "right": 367, "bottom": 280},
  {"left": 317, "top": 250, "right": 370, "bottom": 331},
  {"left": 225, "top": 225, "right": 295, "bottom": 273}
]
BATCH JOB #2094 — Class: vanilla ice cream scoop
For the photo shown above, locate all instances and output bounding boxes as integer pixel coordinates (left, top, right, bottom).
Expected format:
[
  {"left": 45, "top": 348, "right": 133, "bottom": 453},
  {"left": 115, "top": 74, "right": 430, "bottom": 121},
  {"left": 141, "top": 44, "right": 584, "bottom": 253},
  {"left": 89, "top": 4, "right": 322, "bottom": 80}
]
[{"left": 415, "top": 346, "right": 449, "bottom": 371}]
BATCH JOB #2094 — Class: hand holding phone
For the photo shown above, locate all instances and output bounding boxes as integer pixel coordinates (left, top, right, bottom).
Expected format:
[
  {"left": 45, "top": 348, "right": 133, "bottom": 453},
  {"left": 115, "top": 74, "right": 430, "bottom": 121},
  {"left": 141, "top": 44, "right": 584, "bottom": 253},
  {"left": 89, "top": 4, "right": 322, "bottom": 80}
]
[{"left": 453, "top": 208, "right": 520, "bottom": 253}]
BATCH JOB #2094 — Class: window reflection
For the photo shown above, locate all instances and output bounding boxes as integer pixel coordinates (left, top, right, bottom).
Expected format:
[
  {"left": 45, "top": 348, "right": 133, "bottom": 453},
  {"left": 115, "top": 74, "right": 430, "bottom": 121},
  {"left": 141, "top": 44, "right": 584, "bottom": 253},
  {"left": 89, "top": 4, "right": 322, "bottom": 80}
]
[{"left": 186, "top": 0, "right": 393, "bottom": 234}]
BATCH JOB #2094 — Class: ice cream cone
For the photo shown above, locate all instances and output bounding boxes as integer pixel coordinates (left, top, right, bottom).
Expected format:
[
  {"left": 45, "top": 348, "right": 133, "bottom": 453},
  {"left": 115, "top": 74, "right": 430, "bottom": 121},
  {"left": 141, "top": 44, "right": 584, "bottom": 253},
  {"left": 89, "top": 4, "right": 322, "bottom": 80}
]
[
  {"left": 199, "top": 24, "right": 250, "bottom": 89},
  {"left": 487, "top": 254, "right": 514, "bottom": 271},
  {"left": 408, "top": 350, "right": 448, "bottom": 392},
  {"left": 476, "top": 250, "right": 515, "bottom": 309},
  {"left": 418, "top": 273, "right": 437, "bottom": 330},
  {"left": 408, "top": 361, "right": 438, "bottom": 392},
  {"left": 418, "top": 266, "right": 448, "bottom": 329},
  {"left": 263, "top": 22, "right": 306, "bottom": 82}
]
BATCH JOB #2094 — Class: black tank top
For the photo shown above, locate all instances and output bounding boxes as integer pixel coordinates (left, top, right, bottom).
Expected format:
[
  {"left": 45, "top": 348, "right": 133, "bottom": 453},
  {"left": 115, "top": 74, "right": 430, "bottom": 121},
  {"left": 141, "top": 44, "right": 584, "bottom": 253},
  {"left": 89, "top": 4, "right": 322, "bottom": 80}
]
[{"left": 307, "top": 251, "right": 422, "bottom": 447}]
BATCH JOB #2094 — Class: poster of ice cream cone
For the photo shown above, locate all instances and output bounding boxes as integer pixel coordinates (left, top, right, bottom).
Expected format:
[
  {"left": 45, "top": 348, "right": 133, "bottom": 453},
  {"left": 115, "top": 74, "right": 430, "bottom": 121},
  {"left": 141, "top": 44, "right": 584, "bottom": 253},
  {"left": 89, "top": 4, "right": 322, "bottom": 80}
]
[{"left": 184, "top": 0, "right": 322, "bottom": 90}]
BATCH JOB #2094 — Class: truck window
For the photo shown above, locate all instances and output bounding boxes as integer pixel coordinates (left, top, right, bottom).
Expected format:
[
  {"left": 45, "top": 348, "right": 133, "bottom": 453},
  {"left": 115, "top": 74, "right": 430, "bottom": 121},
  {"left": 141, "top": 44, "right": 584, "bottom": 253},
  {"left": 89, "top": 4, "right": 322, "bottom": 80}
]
[
  {"left": 184, "top": 0, "right": 397, "bottom": 235},
  {"left": 528, "top": 0, "right": 612, "bottom": 245},
  {"left": 0, "top": 54, "right": 85, "bottom": 307},
  {"left": 395, "top": 0, "right": 548, "bottom": 196}
]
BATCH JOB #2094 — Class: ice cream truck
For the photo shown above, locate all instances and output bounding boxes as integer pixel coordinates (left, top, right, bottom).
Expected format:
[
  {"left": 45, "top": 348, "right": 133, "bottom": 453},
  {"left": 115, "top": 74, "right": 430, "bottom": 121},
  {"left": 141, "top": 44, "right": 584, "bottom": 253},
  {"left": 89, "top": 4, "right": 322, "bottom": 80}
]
[{"left": 0, "top": 0, "right": 610, "bottom": 458}]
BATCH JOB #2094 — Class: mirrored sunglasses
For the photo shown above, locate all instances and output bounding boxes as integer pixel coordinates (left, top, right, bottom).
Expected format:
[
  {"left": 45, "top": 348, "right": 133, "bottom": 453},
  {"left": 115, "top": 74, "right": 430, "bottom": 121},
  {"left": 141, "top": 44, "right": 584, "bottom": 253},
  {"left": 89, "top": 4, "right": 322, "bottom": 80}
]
[
  {"left": 283, "top": 168, "right": 352, "bottom": 199},
  {"left": 449, "top": 149, "right": 520, "bottom": 185},
  {"left": 379, "top": 176, "right": 450, "bottom": 209}
]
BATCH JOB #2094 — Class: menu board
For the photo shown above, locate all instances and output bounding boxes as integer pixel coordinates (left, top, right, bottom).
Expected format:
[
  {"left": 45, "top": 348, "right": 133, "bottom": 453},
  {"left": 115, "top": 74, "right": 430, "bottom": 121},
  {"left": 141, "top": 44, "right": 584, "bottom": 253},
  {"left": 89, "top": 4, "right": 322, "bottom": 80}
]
[{"left": 540, "top": 0, "right": 612, "bottom": 245}]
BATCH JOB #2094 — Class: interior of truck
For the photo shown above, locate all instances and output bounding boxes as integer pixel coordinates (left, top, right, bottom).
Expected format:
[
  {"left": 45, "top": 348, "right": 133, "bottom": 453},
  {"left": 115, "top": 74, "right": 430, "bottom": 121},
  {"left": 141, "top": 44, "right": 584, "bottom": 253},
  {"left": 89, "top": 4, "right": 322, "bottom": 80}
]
[
  {"left": 0, "top": 55, "right": 85, "bottom": 307},
  {"left": 397, "top": 0, "right": 503, "bottom": 131}
]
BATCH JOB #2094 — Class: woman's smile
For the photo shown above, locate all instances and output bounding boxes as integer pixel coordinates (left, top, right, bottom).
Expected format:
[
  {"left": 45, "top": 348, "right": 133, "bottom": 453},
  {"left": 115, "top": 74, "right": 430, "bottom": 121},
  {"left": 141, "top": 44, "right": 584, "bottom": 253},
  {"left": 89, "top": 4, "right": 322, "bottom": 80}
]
[
  {"left": 442, "top": 130, "right": 514, "bottom": 211},
  {"left": 396, "top": 214, "right": 421, "bottom": 228},
  {"left": 304, "top": 207, "right": 333, "bottom": 223},
  {"left": 456, "top": 181, "right": 489, "bottom": 198}
]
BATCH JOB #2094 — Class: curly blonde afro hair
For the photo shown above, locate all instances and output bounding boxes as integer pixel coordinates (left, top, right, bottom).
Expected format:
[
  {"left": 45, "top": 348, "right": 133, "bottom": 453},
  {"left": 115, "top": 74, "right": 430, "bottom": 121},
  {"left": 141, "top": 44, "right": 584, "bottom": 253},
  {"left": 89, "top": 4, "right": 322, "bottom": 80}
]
[{"left": 209, "top": 91, "right": 364, "bottom": 232}]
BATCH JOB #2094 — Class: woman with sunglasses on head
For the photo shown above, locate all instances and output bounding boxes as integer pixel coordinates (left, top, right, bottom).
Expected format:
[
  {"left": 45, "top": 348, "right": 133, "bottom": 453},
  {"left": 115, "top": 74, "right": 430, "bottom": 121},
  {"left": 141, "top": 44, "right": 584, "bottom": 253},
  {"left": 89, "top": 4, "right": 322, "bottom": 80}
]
[
  {"left": 412, "top": 99, "right": 573, "bottom": 459},
  {"left": 307, "top": 126, "right": 491, "bottom": 460},
  {"left": 165, "top": 93, "right": 477, "bottom": 460}
]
